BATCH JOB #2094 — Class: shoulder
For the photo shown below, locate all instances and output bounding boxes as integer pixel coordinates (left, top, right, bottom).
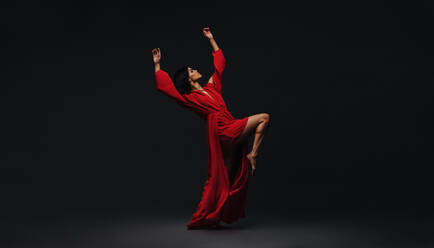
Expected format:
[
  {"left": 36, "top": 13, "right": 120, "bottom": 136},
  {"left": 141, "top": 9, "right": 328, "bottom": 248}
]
[
  {"left": 177, "top": 94, "right": 193, "bottom": 106},
  {"left": 181, "top": 92, "right": 192, "bottom": 98},
  {"left": 181, "top": 91, "right": 198, "bottom": 100},
  {"left": 204, "top": 83, "right": 218, "bottom": 93},
  {"left": 207, "top": 75, "right": 215, "bottom": 84},
  {"left": 205, "top": 82, "right": 215, "bottom": 90}
]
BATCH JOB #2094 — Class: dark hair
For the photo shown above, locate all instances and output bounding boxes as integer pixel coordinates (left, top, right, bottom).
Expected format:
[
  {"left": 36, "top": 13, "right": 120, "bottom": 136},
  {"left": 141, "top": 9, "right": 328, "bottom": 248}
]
[{"left": 173, "top": 65, "right": 191, "bottom": 95}]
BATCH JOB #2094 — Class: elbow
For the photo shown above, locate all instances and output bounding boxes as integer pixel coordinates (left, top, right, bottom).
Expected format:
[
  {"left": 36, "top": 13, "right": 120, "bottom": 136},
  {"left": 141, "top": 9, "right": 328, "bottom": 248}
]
[
  {"left": 155, "top": 81, "right": 165, "bottom": 92},
  {"left": 216, "top": 67, "right": 225, "bottom": 75},
  {"left": 217, "top": 62, "right": 226, "bottom": 72},
  {"left": 214, "top": 63, "right": 225, "bottom": 73}
]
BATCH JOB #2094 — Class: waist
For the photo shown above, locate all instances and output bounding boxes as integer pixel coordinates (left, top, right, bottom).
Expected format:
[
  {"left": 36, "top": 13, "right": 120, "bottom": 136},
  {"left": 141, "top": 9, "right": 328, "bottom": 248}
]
[{"left": 208, "top": 109, "right": 234, "bottom": 120}]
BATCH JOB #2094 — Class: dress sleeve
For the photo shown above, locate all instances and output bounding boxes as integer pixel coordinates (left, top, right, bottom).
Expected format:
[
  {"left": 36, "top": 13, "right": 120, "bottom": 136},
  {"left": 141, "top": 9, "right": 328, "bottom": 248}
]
[
  {"left": 155, "top": 69, "right": 188, "bottom": 104},
  {"left": 208, "top": 48, "right": 225, "bottom": 93}
]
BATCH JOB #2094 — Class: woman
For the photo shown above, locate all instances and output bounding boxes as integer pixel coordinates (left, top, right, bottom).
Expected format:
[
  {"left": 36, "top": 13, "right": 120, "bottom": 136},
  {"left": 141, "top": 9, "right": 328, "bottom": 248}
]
[{"left": 152, "top": 27, "right": 270, "bottom": 229}]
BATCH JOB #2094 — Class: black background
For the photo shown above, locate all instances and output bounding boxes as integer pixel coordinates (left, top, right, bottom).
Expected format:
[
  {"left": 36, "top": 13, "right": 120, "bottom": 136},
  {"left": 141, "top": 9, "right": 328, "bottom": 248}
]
[{"left": 1, "top": 0, "right": 433, "bottom": 220}]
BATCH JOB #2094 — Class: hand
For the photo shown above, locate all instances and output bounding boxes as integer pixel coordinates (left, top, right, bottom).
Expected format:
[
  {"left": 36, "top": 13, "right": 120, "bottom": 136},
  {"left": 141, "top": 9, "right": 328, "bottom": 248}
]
[
  {"left": 202, "top": 27, "right": 213, "bottom": 39},
  {"left": 152, "top": 48, "right": 161, "bottom": 64}
]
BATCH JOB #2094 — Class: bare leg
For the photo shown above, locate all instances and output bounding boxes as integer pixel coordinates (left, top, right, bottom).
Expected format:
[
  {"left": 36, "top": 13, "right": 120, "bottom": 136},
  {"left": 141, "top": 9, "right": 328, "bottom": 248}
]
[
  {"left": 249, "top": 117, "right": 270, "bottom": 157},
  {"left": 246, "top": 116, "right": 270, "bottom": 175},
  {"left": 234, "top": 113, "right": 271, "bottom": 175}
]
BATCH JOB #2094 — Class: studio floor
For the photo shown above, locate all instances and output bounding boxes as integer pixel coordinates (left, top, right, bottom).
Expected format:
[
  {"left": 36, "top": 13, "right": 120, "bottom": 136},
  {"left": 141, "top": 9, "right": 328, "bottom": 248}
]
[{"left": 3, "top": 211, "right": 433, "bottom": 248}]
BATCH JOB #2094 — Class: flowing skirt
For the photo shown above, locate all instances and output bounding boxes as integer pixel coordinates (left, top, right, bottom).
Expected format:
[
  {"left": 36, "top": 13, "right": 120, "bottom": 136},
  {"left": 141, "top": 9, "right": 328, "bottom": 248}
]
[{"left": 187, "top": 111, "right": 250, "bottom": 229}]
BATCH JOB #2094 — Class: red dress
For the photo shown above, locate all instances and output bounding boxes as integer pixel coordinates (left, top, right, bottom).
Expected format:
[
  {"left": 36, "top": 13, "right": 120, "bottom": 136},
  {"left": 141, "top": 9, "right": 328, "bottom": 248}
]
[{"left": 154, "top": 49, "right": 250, "bottom": 229}]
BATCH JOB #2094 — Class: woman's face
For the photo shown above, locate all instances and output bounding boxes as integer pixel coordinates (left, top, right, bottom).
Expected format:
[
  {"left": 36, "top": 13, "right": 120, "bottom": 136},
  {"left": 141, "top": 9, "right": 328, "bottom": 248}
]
[{"left": 188, "top": 67, "right": 202, "bottom": 82}]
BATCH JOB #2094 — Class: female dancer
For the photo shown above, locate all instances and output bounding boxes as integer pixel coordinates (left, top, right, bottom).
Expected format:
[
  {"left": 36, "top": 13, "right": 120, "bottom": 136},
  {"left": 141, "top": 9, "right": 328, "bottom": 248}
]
[{"left": 152, "top": 27, "right": 270, "bottom": 229}]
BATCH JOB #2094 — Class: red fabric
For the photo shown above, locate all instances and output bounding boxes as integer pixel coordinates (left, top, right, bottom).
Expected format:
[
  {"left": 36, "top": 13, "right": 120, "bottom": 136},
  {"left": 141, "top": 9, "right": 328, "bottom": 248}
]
[{"left": 155, "top": 49, "right": 250, "bottom": 229}]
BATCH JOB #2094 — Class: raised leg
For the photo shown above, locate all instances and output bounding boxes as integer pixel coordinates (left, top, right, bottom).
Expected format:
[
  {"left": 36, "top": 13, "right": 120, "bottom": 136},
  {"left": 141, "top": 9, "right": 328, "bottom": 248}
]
[{"left": 233, "top": 113, "right": 271, "bottom": 175}]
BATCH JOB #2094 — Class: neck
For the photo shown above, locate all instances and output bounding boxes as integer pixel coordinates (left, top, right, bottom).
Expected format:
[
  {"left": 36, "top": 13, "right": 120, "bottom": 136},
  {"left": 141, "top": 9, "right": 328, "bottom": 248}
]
[{"left": 190, "top": 81, "right": 202, "bottom": 91}]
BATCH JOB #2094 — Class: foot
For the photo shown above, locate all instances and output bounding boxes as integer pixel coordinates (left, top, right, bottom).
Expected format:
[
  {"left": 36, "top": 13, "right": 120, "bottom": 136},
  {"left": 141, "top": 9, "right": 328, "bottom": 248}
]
[{"left": 246, "top": 152, "right": 257, "bottom": 176}]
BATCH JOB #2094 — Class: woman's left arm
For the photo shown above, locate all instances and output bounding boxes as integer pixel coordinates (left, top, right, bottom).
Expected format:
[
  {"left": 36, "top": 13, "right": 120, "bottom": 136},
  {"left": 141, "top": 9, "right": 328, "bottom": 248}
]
[
  {"left": 203, "top": 27, "right": 225, "bottom": 93},
  {"left": 203, "top": 27, "right": 219, "bottom": 52}
]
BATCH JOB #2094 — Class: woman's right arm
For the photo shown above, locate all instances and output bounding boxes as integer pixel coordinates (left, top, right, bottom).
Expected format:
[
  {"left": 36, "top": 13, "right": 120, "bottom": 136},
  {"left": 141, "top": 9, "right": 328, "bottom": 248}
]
[{"left": 152, "top": 48, "right": 187, "bottom": 103}]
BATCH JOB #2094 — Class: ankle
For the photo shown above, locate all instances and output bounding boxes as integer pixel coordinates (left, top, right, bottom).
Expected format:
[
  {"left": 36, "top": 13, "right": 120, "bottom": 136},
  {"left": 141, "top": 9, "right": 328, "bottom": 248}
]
[{"left": 249, "top": 151, "right": 258, "bottom": 158}]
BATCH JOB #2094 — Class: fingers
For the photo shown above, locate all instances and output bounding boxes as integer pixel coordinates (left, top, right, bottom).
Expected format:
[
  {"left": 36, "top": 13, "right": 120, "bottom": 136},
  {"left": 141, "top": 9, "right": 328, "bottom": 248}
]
[{"left": 151, "top": 48, "right": 161, "bottom": 55}]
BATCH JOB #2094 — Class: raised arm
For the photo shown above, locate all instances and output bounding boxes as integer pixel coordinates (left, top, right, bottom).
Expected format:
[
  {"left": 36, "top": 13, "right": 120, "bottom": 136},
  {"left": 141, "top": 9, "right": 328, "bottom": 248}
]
[
  {"left": 152, "top": 48, "right": 187, "bottom": 103},
  {"left": 203, "top": 27, "right": 225, "bottom": 93},
  {"left": 203, "top": 27, "right": 220, "bottom": 52}
]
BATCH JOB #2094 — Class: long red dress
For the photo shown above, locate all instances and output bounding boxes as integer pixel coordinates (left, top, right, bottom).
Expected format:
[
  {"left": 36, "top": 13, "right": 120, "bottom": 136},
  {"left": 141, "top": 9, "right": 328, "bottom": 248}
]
[{"left": 154, "top": 48, "right": 250, "bottom": 229}]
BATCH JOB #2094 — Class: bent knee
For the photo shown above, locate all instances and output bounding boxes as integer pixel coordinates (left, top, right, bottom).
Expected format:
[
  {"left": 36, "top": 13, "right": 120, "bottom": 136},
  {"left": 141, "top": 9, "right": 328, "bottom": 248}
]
[{"left": 261, "top": 113, "right": 271, "bottom": 123}]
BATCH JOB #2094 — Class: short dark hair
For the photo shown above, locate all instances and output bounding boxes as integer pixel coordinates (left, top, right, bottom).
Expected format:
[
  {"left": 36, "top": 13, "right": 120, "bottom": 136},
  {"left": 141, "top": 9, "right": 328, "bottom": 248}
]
[{"left": 173, "top": 65, "right": 191, "bottom": 95}]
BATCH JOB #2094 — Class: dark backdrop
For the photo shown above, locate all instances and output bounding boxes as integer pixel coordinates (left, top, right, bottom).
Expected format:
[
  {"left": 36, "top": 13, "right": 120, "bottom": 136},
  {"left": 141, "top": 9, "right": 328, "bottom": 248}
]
[{"left": 1, "top": 0, "right": 433, "bottom": 219}]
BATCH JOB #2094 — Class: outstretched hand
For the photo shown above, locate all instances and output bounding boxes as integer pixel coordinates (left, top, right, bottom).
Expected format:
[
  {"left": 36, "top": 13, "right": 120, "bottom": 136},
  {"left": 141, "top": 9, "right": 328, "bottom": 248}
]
[
  {"left": 202, "top": 27, "right": 213, "bottom": 39},
  {"left": 152, "top": 48, "right": 161, "bottom": 64}
]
